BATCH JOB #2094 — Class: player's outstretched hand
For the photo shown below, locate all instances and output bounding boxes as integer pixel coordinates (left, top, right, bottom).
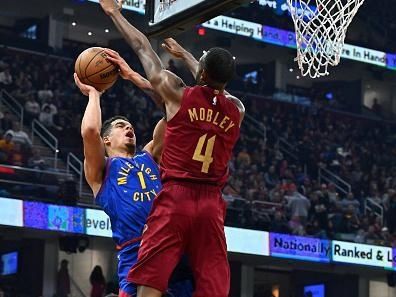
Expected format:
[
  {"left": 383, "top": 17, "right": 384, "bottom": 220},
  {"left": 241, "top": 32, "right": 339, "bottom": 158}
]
[
  {"left": 99, "top": 0, "right": 122, "bottom": 16},
  {"left": 74, "top": 73, "right": 102, "bottom": 97},
  {"left": 104, "top": 49, "right": 133, "bottom": 80},
  {"left": 161, "top": 38, "right": 187, "bottom": 59}
]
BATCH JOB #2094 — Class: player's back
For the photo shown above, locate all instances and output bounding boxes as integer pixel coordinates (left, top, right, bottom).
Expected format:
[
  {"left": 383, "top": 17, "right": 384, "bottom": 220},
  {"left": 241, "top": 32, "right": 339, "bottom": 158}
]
[
  {"left": 96, "top": 152, "right": 161, "bottom": 247},
  {"left": 161, "top": 85, "right": 240, "bottom": 187}
]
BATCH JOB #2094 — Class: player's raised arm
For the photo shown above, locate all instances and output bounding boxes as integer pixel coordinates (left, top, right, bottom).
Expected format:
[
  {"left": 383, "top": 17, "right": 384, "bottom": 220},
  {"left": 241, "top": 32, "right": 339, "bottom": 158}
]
[
  {"left": 104, "top": 49, "right": 163, "bottom": 107},
  {"left": 99, "top": 0, "right": 184, "bottom": 110},
  {"left": 74, "top": 74, "right": 106, "bottom": 197}
]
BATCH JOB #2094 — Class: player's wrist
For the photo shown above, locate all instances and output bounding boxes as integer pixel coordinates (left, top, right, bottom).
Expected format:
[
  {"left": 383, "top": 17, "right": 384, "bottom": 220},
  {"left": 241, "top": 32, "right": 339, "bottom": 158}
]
[
  {"left": 180, "top": 50, "right": 190, "bottom": 60},
  {"left": 108, "top": 8, "right": 121, "bottom": 17},
  {"left": 88, "top": 88, "right": 102, "bottom": 97},
  {"left": 126, "top": 71, "right": 136, "bottom": 81}
]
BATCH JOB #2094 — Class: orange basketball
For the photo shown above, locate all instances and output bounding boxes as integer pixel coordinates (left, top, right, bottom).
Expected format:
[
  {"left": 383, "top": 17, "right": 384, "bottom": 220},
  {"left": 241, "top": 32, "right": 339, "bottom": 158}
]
[{"left": 74, "top": 47, "right": 119, "bottom": 92}]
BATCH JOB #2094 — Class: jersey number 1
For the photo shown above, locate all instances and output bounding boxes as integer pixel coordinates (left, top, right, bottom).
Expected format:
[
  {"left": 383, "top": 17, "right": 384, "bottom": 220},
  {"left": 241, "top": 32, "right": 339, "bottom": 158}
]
[
  {"left": 193, "top": 134, "right": 216, "bottom": 173},
  {"left": 137, "top": 172, "right": 147, "bottom": 190}
]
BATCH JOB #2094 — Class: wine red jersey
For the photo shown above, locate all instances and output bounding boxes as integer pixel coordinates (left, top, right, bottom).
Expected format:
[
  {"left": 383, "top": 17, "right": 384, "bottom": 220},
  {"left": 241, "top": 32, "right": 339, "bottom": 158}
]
[{"left": 160, "top": 85, "right": 241, "bottom": 187}]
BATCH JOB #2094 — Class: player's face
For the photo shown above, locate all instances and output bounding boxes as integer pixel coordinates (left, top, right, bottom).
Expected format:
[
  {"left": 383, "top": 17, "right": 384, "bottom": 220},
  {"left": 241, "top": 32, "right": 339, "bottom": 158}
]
[{"left": 107, "top": 119, "right": 136, "bottom": 152}]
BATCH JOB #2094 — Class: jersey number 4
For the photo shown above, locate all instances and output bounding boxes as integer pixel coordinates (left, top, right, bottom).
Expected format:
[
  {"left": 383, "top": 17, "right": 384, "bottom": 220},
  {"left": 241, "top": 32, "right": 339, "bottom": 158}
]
[{"left": 193, "top": 134, "right": 216, "bottom": 173}]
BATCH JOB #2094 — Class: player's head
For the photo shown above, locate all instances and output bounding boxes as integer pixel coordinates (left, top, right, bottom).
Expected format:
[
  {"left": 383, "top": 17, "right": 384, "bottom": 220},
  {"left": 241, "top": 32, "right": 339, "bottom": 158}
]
[
  {"left": 101, "top": 116, "right": 136, "bottom": 156},
  {"left": 196, "top": 47, "right": 235, "bottom": 89}
]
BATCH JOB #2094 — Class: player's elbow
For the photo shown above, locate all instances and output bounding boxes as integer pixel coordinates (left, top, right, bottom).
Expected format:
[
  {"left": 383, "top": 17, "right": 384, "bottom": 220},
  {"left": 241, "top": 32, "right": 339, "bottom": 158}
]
[{"left": 148, "top": 71, "right": 162, "bottom": 87}]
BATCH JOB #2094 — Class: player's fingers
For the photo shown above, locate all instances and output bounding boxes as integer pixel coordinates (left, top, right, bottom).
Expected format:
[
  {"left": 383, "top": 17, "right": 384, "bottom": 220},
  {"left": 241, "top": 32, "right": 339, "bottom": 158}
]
[
  {"left": 104, "top": 48, "right": 119, "bottom": 57},
  {"left": 73, "top": 73, "right": 82, "bottom": 86},
  {"left": 161, "top": 43, "right": 172, "bottom": 53},
  {"left": 163, "top": 38, "right": 174, "bottom": 48},
  {"left": 105, "top": 56, "right": 120, "bottom": 65},
  {"left": 164, "top": 37, "right": 176, "bottom": 45}
]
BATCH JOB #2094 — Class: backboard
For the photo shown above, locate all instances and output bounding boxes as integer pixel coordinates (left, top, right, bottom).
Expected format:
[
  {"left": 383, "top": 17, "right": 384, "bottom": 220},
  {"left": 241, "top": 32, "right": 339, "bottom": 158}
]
[{"left": 145, "top": 0, "right": 253, "bottom": 37}]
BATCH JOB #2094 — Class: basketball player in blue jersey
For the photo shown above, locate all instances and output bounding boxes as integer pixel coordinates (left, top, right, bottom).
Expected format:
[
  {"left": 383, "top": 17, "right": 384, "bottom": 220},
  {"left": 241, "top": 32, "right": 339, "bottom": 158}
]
[{"left": 73, "top": 60, "right": 192, "bottom": 297}]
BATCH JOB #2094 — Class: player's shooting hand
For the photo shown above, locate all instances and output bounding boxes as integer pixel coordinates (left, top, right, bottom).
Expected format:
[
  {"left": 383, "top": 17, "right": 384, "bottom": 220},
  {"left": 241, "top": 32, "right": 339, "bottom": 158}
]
[
  {"left": 104, "top": 49, "right": 133, "bottom": 80},
  {"left": 161, "top": 38, "right": 187, "bottom": 59},
  {"left": 74, "top": 73, "right": 102, "bottom": 97},
  {"left": 99, "top": 0, "right": 122, "bottom": 16}
]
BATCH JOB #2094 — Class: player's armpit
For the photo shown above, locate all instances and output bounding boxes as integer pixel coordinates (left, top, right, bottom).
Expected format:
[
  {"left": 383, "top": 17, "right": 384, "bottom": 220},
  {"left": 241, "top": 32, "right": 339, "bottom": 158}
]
[{"left": 150, "top": 70, "right": 185, "bottom": 119}]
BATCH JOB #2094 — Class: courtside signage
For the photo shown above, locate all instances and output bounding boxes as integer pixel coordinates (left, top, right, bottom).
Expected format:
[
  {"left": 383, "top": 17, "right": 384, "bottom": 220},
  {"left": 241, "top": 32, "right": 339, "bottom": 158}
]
[
  {"left": 270, "top": 233, "right": 331, "bottom": 262},
  {"left": 87, "top": 0, "right": 145, "bottom": 14},
  {"left": 332, "top": 241, "right": 395, "bottom": 269},
  {"left": 202, "top": 15, "right": 396, "bottom": 71},
  {"left": 85, "top": 208, "right": 112, "bottom": 237},
  {"left": 225, "top": 227, "right": 269, "bottom": 256},
  {"left": 4, "top": 197, "right": 396, "bottom": 269},
  {"left": 0, "top": 197, "right": 23, "bottom": 227},
  {"left": 203, "top": 16, "right": 263, "bottom": 40}
]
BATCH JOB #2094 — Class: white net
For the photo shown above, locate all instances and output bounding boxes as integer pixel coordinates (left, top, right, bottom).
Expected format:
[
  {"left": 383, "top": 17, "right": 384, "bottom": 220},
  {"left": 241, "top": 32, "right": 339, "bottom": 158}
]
[{"left": 287, "top": 0, "right": 365, "bottom": 78}]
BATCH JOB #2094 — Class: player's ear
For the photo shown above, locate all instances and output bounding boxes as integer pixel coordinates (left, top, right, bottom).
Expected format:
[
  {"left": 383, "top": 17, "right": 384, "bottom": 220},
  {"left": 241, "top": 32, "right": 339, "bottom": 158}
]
[
  {"left": 200, "top": 69, "right": 208, "bottom": 83},
  {"left": 103, "top": 136, "right": 111, "bottom": 146}
]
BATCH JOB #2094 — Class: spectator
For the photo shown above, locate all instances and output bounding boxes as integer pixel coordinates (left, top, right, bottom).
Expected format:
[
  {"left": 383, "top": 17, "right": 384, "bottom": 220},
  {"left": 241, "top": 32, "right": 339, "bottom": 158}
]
[
  {"left": 90, "top": 266, "right": 106, "bottom": 297},
  {"left": 28, "top": 148, "right": 47, "bottom": 170},
  {"left": 264, "top": 165, "right": 279, "bottom": 189},
  {"left": 0, "top": 67, "right": 12, "bottom": 87},
  {"left": 5, "top": 121, "right": 32, "bottom": 148},
  {"left": 56, "top": 259, "right": 70, "bottom": 297},
  {"left": 24, "top": 94, "right": 41, "bottom": 123},
  {"left": 269, "top": 211, "right": 289, "bottom": 234},
  {"left": 39, "top": 105, "right": 61, "bottom": 131},
  {"left": 10, "top": 143, "right": 25, "bottom": 166},
  {"left": 0, "top": 133, "right": 14, "bottom": 163},
  {"left": 41, "top": 98, "right": 58, "bottom": 116},
  {"left": 237, "top": 147, "right": 251, "bottom": 166},
  {"left": 286, "top": 183, "right": 311, "bottom": 225},
  {"left": 340, "top": 192, "right": 361, "bottom": 215},
  {"left": 365, "top": 225, "right": 380, "bottom": 242},
  {"left": 37, "top": 83, "right": 54, "bottom": 102},
  {"left": 0, "top": 111, "right": 13, "bottom": 133}
]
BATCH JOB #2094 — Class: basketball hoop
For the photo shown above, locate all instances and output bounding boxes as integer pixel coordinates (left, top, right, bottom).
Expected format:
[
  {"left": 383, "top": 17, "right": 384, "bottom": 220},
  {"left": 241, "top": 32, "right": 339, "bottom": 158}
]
[{"left": 287, "top": 0, "right": 365, "bottom": 78}]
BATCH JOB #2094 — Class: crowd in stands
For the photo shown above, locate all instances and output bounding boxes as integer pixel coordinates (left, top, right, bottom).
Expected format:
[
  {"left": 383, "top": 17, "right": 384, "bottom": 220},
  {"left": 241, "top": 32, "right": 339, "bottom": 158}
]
[{"left": 0, "top": 45, "right": 396, "bottom": 246}]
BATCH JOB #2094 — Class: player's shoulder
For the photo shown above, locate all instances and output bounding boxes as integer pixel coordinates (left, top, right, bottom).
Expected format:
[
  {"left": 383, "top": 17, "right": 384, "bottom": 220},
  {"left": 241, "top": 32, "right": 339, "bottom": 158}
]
[
  {"left": 225, "top": 93, "right": 245, "bottom": 113},
  {"left": 136, "top": 150, "right": 158, "bottom": 166}
]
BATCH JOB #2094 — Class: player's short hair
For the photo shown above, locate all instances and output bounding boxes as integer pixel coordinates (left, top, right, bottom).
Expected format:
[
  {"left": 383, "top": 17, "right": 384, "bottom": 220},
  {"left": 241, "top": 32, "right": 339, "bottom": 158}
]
[
  {"left": 204, "top": 47, "right": 235, "bottom": 84},
  {"left": 101, "top": 116, "right": 130, "bottom": 137}
]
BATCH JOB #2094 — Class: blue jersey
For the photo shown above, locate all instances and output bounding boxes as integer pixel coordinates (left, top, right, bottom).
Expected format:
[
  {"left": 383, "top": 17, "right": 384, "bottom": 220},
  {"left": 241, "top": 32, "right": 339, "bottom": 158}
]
[
  {"left": 95, "top": 151, "right": 192, "bottom": 297},
  {"left": 96, "top": 151, "right": 161, "bottom": 247}
]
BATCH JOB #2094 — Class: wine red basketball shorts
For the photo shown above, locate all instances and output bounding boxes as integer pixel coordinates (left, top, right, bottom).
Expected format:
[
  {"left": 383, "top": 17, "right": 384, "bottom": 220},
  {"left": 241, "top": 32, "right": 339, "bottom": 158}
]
[{"left": 127, "top": 180, "right": 230, "bottom": 297}]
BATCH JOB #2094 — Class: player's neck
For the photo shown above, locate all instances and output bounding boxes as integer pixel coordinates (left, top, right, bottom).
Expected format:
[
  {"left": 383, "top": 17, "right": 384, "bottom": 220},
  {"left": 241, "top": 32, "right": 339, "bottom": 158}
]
[
  {"left": 108, "top": 149, "right": 135, "bottom": 159},
  {"left": 204, "top": 82, "right": 225, "bottom": 93}
]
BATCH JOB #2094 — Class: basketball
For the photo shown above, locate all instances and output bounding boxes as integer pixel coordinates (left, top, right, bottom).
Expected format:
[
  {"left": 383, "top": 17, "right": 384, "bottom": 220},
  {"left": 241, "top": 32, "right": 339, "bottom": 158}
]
[{"left": 74, "top": 47, "right": 119, "bottom": 92}]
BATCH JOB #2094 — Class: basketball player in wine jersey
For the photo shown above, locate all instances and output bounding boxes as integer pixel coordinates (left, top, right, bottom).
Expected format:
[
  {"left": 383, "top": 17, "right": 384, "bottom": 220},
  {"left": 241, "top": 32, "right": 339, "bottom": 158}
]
[
  {"left": 74, "top": 56, "right": 192, "bottom": 297},
  {"left": 100, "top": 1, "right": 245, "bottom": 296}
]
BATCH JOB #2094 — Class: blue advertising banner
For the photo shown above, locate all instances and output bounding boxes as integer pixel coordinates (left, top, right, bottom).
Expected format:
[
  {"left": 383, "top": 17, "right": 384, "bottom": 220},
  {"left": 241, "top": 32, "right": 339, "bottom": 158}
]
[{"left": 270, "top": 233, "right": 331, "bottom": 263}]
